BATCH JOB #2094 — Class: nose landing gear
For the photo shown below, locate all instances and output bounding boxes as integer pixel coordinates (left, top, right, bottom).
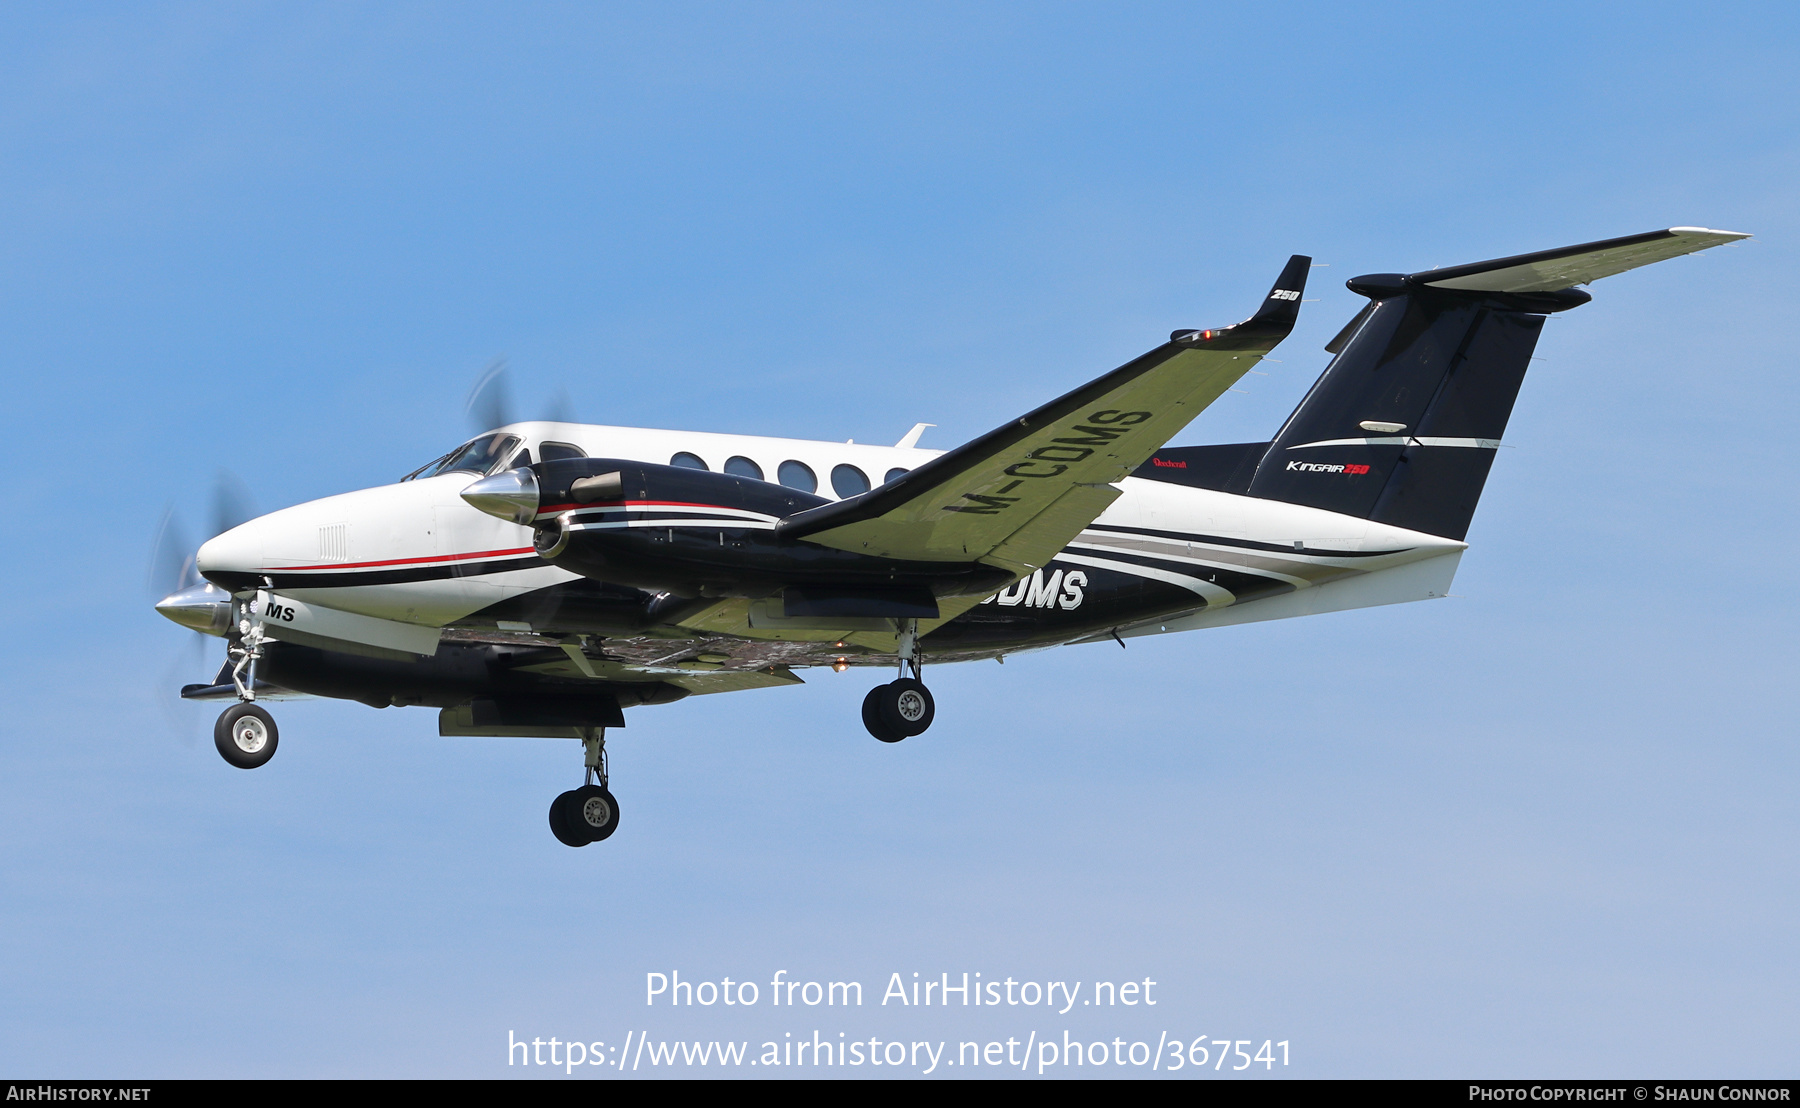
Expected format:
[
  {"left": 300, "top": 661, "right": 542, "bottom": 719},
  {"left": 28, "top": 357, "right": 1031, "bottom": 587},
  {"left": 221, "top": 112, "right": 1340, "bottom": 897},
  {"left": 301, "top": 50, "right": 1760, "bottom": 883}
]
[
  {"left": 215, "top": 702, "right": 278, "bottom": 768},
  {"left": 214, "top": 596, "right": 280, "bottom": 769},
  {"left": 862, "top": 619, "right": 935, "bottom": 743},
  {"left": 550, "top": 727, "right": 621, "bottom": 847}
]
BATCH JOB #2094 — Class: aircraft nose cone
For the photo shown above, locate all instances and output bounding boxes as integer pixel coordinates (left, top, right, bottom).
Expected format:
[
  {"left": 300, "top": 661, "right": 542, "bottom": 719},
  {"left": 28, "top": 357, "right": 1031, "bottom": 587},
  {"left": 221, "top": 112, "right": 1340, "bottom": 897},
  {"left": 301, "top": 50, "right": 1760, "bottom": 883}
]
[
  {"left": 195, "top": 523, "right": 263, "bottom": 588},
  {"left": 461, "top": 468, "right": 540, "bottom": 526},
  {"left": 155, "top": 582, "right": 232, "bottom": 636}
]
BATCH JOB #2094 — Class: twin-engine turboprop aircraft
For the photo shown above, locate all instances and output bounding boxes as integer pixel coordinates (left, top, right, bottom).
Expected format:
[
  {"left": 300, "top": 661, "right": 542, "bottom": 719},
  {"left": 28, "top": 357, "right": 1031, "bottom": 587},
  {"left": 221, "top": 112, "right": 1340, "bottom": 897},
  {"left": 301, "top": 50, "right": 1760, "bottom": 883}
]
[{"left": 155, "top": 227, "right": 1747, "bottom": 846}]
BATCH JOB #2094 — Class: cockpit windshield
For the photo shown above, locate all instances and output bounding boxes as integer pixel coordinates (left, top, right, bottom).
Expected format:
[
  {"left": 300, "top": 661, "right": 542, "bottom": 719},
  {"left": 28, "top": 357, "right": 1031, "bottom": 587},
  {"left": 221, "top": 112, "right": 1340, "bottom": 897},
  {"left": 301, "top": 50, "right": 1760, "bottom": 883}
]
[{"left": 421, "top": 434, "right": 522, "bottom": 479}]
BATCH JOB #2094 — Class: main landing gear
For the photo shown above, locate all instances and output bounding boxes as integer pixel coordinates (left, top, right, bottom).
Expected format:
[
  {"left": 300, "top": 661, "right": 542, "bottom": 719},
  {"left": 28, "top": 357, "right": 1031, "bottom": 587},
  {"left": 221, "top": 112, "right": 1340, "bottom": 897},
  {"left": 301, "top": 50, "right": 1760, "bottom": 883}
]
[
  {"left": 863, "top": 619, "right": 935, "bottom": 743},
  {"left": 550, "top": 727, "right": 621, "bottom": 847},
  {"left": 215, "top": 601, "right": 280, "bottom": 769}
]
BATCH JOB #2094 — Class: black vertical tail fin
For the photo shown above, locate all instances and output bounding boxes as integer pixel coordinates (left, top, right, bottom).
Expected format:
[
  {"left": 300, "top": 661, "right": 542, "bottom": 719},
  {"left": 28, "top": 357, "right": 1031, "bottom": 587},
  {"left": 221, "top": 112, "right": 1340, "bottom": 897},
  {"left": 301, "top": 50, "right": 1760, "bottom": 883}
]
[
  {"left": 1137, "top": 281, "right": 1569, "bottom": 540},
  {"left": 1240, "top": 278, "right": 1574, "bottom": 540},
  {"left": 1136, "top": 229, "right": 1749, "bottom": 540}
]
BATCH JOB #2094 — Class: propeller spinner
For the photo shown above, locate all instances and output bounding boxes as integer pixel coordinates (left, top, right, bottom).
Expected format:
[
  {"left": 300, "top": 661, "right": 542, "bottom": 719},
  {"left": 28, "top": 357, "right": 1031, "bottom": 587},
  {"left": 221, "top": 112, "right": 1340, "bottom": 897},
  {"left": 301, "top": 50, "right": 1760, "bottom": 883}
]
[{"left": 151, "top": 473, "right": 252, "bottom": 637}]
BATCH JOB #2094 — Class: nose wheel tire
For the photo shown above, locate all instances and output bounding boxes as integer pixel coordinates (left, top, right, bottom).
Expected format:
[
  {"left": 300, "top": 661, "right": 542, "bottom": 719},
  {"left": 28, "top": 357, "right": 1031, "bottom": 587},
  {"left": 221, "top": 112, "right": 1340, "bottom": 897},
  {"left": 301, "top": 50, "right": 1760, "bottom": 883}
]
[
  {"left": 863, "top": 678, "right": 934, "bottom": 742},
  {"left": 214, "top": 703, "right": 278, "bottom": 769},
  {"left": 550, "top": 784, "right": 620, "bottom": 846}
]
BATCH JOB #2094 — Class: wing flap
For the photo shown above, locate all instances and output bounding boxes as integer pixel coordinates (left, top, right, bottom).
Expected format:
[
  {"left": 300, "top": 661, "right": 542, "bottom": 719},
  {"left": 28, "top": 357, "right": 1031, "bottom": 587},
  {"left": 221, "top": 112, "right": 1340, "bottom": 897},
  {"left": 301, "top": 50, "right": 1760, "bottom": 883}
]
[
  {"left": 514, "top": 647, "right": 806, "bottom": 694},
  {"left": 665, "top": 666, "right": 805, "bottom": 694},
  {"left": 980, "top": 483, "right": 1122, "bottom": 576}
]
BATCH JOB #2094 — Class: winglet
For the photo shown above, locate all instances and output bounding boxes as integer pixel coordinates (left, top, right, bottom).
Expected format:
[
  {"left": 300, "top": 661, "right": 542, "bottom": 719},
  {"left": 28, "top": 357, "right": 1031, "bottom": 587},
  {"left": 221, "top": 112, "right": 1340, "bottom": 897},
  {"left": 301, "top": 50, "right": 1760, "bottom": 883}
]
[
  {"left": 1247, "top": 253, "right": 1314, "bottom": 328},
  {"left": 1172, "top": 254, "right": 1311, "bottom": 347}
]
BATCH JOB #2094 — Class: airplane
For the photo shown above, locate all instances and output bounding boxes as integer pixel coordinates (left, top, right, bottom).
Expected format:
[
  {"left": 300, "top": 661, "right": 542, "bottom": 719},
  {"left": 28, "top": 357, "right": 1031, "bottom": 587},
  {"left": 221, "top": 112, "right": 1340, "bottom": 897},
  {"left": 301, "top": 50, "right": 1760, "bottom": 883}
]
[{"left": 152, "top": 226, "right": 1748, "bottom": 847}]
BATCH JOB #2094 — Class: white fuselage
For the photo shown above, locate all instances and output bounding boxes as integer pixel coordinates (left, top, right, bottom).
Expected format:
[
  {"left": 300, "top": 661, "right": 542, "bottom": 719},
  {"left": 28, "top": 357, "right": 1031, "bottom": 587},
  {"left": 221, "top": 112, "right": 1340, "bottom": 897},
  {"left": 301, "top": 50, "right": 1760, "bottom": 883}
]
[{"left": 196, "top": 421, "right": 1467, "bottom": 640}]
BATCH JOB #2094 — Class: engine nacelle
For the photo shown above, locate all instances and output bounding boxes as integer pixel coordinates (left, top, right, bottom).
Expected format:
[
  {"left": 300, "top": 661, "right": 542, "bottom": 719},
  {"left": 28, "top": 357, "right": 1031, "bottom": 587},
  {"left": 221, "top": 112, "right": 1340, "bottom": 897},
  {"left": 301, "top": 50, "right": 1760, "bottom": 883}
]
[{"left": 464, "top": 458, "right": 1011, "bottom": 613}]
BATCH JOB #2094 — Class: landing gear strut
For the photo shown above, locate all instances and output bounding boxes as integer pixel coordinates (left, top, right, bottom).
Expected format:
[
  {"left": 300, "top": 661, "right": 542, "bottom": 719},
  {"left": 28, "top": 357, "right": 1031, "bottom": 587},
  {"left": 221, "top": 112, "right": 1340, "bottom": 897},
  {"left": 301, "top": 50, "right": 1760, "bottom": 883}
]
[
  {"left": 550, "top": 727, "right": 621, "bottom": 847},
  {"left": 215, "top": 595, "right": 279, "bottom": 769},
  {"left": 863, "top": 619, "right": 935, "bottom": 743}
]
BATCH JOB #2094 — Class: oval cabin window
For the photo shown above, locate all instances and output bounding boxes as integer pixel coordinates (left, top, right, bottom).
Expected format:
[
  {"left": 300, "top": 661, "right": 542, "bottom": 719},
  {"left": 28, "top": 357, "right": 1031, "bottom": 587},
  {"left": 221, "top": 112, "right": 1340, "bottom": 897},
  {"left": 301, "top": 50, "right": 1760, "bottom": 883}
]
[
  {"left": 724, "top": 456, "right": 763, "bottom": 481},
  {"left": 831, "top": 464, "right": 870, "bottom": 498},
  {"left": 777, "top": 460, "right": 817, "bottom": 493}
]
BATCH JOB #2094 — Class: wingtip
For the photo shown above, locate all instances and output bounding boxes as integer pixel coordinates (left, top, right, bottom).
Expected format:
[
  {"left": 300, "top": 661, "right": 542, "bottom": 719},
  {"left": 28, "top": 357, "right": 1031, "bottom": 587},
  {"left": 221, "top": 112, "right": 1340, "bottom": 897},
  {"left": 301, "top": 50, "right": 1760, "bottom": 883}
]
[
  {"left": 1172, "top": 252, "right": 1313, "bottom": 347},
  {"left": 1246, "top": 253, "right": 1312, "bottom": 324},
  {"left": 1669, "top": 226, "right": 1752, "bottom": 241}
]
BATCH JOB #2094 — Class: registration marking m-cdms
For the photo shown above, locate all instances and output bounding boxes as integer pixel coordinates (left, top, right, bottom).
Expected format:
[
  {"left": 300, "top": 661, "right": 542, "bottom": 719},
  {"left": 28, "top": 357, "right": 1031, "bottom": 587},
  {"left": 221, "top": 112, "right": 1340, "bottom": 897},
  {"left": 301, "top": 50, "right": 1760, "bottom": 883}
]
[{"left": 945, "top": 408, "right": 1153, "bottom": 514}]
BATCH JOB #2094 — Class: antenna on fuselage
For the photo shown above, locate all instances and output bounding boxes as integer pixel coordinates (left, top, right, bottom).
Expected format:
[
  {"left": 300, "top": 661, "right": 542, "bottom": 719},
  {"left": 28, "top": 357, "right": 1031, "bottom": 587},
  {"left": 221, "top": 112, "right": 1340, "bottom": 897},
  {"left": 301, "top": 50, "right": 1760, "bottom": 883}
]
[{"left": 894, "top": 423, "right": 934, "bottom": 449}]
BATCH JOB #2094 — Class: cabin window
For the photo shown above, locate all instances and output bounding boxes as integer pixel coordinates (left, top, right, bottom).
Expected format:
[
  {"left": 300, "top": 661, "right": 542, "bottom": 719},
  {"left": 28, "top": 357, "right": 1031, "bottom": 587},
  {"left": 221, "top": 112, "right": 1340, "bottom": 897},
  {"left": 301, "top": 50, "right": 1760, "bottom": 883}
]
[
  {"left": 777, "top": 460, "right": 817, "bottom": 493},
  {"left": 540, "top": 441, "right": 587, "bottom": 461},
  {"left": 510, "top": 448, "right": 532, "bottom": 468},
  {"left": 884, "top": 467, "right": 910, "bottom": 484},
  {"left": 671, "top": 452, "right": 709, "bottom": 470},
  {"left": 724, "top": 456, "right": 763, "bottom": 481},
  {"left": 831, "top": 464, "right": 870, "bottom": 498}
]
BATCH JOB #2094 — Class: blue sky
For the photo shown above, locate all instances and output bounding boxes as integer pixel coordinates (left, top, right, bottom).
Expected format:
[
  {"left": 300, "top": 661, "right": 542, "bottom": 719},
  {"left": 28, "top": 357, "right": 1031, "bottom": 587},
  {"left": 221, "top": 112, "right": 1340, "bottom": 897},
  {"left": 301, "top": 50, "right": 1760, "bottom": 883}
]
[{"left": 2, "top": 2, "right": 1797, "bottom": 1078}]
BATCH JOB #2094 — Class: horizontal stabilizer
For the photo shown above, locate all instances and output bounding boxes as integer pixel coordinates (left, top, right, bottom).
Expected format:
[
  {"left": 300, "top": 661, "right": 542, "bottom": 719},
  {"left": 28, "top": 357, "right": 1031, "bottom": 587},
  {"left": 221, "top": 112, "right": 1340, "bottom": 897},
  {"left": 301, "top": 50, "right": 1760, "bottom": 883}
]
[{"left": 1411, "top": 227, "right": 1749, "bottom": 293}]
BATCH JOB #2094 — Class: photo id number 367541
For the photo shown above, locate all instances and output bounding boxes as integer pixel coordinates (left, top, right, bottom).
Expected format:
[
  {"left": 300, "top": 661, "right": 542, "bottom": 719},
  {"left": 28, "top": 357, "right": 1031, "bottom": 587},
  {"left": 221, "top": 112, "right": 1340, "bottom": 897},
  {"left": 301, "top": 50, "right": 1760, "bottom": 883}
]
[{"left": 1169, "top": 1038, "right": 1288, "bottom": 1071}]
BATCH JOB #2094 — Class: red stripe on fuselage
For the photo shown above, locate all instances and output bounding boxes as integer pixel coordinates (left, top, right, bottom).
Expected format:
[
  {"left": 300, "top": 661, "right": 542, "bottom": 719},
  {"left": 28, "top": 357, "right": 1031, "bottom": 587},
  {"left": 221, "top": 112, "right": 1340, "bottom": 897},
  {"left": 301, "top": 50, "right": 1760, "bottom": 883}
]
[{"left": 265, "top": 546, "right": 537, "bottom": 572}]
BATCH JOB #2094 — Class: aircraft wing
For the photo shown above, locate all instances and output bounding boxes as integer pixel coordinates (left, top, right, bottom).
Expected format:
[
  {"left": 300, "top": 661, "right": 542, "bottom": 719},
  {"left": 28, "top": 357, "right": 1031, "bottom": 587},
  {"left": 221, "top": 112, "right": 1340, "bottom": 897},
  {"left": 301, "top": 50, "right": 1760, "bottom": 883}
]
[
  {"left": 1412, "top": 227, "right": 1749, "bottom": 293},
  {"left": 777, "top": 255, "right": 1312, "bottom": 577}
]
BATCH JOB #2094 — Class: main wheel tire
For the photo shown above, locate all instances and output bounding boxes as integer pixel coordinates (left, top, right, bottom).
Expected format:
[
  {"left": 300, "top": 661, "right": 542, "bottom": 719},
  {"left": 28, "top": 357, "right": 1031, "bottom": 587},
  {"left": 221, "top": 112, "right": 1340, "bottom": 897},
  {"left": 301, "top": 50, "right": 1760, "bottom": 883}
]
[
  {"left": 863, "top": 686, "right": 906, "bottom": 743},
  {"left": 549, "top": 790, "right": 586, "bottom": 847},
  {"left": 214, "top": 703, "right": 278, "bottom": 769},
  {"left": 879, "top": 678, "right": 934, "bottom": 737},
  {"left": 568, "top": 784, "right": 620, "bottom": 842}
]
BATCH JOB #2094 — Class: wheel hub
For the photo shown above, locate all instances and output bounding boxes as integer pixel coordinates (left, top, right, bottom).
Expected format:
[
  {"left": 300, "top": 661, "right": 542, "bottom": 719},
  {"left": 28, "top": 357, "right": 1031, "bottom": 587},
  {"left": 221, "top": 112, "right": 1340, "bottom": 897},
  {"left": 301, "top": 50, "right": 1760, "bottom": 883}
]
[
  {"left": 232, "top": 717, "right": 267, "bottom": 753},
  {"left": 897, "top": 690, "right": 926, "bottom": 721},
  {"left": 581, "top": 796, "right": 612, "bottom": 829}
]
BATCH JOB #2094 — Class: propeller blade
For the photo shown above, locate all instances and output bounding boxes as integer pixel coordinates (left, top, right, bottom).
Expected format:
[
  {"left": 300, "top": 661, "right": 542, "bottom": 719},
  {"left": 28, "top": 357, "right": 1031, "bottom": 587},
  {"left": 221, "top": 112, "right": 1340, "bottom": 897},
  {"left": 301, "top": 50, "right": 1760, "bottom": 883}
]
[
  {"left": 154, "top": 633, "right": 213, "bottom": 747},
  {"left": 543, "top": 385, "right": 575, "bottom": 424},
  {"left": 148, "top": 505, "right": 197, "bottom": 597},
  {"left": 149, "top": 502, "right": 230, "bottom": 745},
  {"left": 153, "top": 473, "right": 248, "bottom": 631},
  {"left": 210, "top": 470, "right": 254, "bottom": 540},
  {"left": 466, "top": 356, "right": 512, "bottom": 432}
]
